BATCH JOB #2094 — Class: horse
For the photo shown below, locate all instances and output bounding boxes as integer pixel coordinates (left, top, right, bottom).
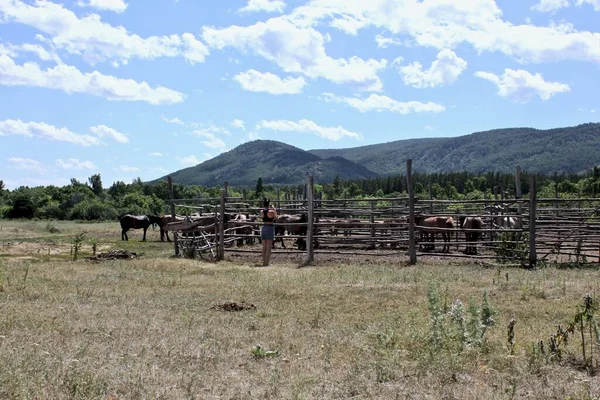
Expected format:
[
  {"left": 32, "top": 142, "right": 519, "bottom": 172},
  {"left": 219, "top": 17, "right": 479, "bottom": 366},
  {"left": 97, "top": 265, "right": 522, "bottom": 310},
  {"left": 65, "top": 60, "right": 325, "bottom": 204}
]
[
  {"left": 484, "top": 204, "right": 523, "bottom": 242},
  {"left": 415, "top": 215, "right": 456, "bottom": 253},
  {"left": 159, "top": 214, "right": 185, "bottom": 242},
  {"left": 274, "top": 214, "right": 308, "bottom": 249},
  {"left": 120, "top": 214, "right": 163, "bottom": 241},
  {"left": 459, "top": 216, "right": 484, "bottom": 255}
]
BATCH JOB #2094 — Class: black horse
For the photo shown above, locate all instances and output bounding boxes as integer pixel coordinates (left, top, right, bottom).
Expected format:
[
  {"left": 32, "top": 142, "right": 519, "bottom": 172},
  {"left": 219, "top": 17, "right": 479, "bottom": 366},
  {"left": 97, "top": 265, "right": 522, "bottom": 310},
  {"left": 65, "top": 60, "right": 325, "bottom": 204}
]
[{"left": 120, "top": 214, "right": 163, "bottom": 241}]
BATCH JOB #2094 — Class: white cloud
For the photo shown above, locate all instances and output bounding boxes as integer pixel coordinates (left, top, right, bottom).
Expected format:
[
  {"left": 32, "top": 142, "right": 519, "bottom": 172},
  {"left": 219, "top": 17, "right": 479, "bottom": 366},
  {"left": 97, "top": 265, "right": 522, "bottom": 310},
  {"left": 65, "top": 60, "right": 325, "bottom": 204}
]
[
  {"left": 0, "top": 119, "right": 103, "bottom": 146},
  {"left": 424, "top": 125, "right": 434, "bottom": 131},
  {"left": 56, "top": 158, "right": 97, "bottom": 170},
  {"left": 3, "top": 177, "right": 71, "bottom": 189},
  {"left": 531, "top": 0, "right": 569, "bottom": 12},
  {"left": 284, "top": 0, "right": 600, "bottom": 65},
  {"left": 89, "top": 125, "right": 129, "bottom": 143},
  {"left": 149, "top": 152, "right": 164, "bottom": 157},
  {"left": 474, "top": 68, "right": 571, "bottom": 102},
  {"left": 7, "top": 157, "right": 46, "bottom": 173},
  {"left": 231, "top": 119, "right": 246, "bottom": 130},
  {"left": 0, "top": 0, "right": 209, "bottom": 65},
  {"left": 233, "top": 69, "right": 307, "bottom": 94},
  {"left": 202, "top": 17, "right": 387, "bottom": 91},
  {"left": 1, "top": 42, "right": 62, "bottom": 64},
  {"left": 189, "top": 122, "right": 231, "bottom": 136},
  {"left": 77, "top": 0, "right": 128, "bottom": 13},
  {"left": 119, "top": 165, "right": 140, "bottom": 172},
  {"left": 191, "top": 130, "right": 227, "bottom": 149},
  {"left": 257, "top": 119, "right": 361, "bottom": 141},
  {"left": 161, "top": 116, "right": 185, "bottom": 125},
  {"left": 321, "top": 92, "right": 445, "bottom": 115},
  {"left": 238, "top": 0, "right": 286, "bottom": 14},
  {"left": 176, "top": 155, "right": 202, "bottom": 166},
  {"left": 396, "top": 49, "right": 467, "bottom": 88},
  {"left": 149, "top": 167, "right": 168, "bottom": 174},
  {"left": 0, "top": 54, "right": 185, "bottom": 105},
  {"left": 576, "top": 0, "right": 600, "bottom": 10},
  {"left": 248, "top": 131, "right": 261, "bottom": 140},
  {"left": 375, "top": 34, "right": 402, "bottom": 48}
]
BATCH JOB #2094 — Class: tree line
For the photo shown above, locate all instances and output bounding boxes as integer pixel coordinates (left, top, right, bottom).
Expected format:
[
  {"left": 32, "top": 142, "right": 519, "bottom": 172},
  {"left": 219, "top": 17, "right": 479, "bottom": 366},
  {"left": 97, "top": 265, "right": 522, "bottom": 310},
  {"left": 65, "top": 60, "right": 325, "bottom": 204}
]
[{"left": 1, "top": 167, "right": 600, "bottom": 220}]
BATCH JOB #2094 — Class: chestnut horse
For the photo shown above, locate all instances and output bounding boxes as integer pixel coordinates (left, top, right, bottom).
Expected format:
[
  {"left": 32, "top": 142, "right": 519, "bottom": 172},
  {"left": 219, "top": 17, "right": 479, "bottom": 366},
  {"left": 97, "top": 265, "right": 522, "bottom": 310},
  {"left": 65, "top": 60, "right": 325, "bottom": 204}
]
[{"left": 415, "top": 215, "right": 456, "bottom": 253}]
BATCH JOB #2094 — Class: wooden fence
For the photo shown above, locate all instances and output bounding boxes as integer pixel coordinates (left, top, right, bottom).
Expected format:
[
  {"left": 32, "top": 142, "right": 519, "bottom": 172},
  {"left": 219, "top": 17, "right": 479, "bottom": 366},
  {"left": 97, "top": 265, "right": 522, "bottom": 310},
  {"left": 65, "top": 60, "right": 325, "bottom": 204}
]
[{"left": 166, "top": 162, "right": 600, "bottom": 267}]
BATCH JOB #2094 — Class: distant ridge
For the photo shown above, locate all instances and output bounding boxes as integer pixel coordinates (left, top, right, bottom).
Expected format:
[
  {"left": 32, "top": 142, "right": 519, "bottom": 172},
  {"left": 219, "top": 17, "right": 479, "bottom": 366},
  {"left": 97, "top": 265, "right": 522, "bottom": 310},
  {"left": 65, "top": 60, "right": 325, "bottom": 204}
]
[{"left": 153, "top": 123, "right": 600, "bottom": 186}]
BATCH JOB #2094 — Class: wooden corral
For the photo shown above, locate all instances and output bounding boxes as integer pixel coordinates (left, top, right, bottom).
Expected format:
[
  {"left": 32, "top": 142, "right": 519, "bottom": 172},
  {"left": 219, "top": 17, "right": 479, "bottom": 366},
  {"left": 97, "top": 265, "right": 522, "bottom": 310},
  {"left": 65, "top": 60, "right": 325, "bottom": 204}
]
[{"left": 164, "top": 163, "right": 600, "bottom": 267}]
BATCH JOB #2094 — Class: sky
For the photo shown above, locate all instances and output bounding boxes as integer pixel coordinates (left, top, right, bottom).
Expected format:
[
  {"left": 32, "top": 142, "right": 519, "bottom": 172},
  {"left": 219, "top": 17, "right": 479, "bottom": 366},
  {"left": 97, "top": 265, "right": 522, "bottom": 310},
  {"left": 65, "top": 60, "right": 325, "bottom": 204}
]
[{"left": 1, "top": 0, "right": 599, "bottom": 189}]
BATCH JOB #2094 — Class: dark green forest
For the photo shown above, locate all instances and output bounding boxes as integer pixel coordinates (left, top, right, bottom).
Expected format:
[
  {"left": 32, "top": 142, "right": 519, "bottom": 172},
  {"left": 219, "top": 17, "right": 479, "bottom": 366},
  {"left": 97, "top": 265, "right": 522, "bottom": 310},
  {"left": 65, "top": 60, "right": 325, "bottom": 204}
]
[{"left": 2, "top": 167, "right": 600, "bottom": 220}]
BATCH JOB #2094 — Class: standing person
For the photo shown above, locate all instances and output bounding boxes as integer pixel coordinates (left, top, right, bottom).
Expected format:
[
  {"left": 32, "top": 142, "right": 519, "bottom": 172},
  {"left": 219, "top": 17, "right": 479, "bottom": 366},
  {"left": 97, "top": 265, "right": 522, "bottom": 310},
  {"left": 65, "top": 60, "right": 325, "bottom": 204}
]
[{"left": 260, "top": 197, "right": 277, "bottom": 266}]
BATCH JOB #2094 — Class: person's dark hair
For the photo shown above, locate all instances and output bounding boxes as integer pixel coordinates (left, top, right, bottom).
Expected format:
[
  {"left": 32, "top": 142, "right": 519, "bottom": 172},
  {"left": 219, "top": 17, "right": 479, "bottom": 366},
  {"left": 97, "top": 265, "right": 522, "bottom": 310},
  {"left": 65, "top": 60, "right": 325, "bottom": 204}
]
[{"left": 262, "top": 197, "right": 270, "bottom": 208}]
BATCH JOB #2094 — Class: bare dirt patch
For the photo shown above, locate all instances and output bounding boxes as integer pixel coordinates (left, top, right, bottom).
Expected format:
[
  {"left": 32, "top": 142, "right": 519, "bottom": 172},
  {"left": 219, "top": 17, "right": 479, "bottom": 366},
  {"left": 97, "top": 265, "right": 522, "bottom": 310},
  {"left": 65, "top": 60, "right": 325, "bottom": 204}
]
[
  {"left": 210, "top": 301, "right": 257, "bottom": 311},
  {"left": 86, "top": 249, "right": 138, "bottom": 261}
]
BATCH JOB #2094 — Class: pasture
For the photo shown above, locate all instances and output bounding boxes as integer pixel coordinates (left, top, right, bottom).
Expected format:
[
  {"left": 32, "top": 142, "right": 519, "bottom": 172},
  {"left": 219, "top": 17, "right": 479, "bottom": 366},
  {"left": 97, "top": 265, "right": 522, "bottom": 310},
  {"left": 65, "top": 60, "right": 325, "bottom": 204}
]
[{"left": 1, "top": 220, "right": 599, "bottom": 399}]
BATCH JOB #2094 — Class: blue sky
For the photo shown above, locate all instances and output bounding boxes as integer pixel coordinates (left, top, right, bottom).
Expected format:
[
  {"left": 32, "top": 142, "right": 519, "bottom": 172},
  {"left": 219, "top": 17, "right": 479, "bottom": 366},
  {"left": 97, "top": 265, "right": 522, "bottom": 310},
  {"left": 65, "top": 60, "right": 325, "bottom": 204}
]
[{"left": 1, "top": 0, "right": 599, "bottom": 189}]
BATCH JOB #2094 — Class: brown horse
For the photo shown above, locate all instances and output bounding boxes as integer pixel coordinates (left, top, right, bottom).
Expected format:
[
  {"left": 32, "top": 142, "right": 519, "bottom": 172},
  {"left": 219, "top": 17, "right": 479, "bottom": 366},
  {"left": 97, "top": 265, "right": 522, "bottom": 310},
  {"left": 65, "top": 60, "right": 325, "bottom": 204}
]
[
  {"left": 120, "top": 214, "right": 163, "bottom": 241},
  {"left": 159, "top": 214, "right": 185, "bottom": 242},
  {"left": 415, "top": 215, "right": 456, "bottom": 253},
  {"left": 460, "top": 216, "right": 484, "bottom": 255}
]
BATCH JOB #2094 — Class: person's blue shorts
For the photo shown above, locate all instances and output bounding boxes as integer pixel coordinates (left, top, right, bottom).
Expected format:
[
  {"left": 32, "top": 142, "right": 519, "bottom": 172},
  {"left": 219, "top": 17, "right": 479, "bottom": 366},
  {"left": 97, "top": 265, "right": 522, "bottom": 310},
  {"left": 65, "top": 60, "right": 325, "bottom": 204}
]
[{"left": 261, "top": 224, "right": 275, "bottom": 240}]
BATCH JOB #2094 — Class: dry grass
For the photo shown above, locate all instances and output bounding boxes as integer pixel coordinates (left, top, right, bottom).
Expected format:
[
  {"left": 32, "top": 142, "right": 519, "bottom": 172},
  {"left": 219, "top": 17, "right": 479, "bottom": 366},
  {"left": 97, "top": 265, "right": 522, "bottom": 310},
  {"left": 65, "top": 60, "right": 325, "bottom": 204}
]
[{"left": 1, "top": 220, "right": 600, "bottom": 399}]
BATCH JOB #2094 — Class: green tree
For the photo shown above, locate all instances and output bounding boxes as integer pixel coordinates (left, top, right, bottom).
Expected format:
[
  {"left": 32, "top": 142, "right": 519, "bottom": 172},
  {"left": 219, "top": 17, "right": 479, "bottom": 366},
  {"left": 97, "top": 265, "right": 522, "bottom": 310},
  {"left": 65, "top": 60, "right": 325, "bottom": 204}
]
[
  {"left": 333, "top": 174, "right": 341, "bottom": 197},
  {"left": 0, "top": 180, "right": 4, "bottom": 191},
  {"left": 88, "top": 174, "right": 103, "bottom": 197},
  {"left": 255, "top": 177, "right": 264, "bottom": 197},
  {"left": 7, "top": 190, "right": 35, "bottom": 218}
]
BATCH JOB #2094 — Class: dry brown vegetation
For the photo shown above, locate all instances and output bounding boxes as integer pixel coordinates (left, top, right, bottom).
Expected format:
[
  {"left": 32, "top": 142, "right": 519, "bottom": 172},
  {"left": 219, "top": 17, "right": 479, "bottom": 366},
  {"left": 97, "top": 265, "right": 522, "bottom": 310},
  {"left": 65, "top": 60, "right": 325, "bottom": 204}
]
[{"left": 1, "top": 220, "right": 600, "bottom": 399}]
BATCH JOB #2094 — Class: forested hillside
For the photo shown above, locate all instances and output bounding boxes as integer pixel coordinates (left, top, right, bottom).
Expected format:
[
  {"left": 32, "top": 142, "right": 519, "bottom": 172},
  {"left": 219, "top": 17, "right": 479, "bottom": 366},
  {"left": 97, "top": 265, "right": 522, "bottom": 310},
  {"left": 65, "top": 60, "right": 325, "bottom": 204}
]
[
  {"left": 154, "top": 123, "right": 600, "bottom": 187},
  {"left": 309, "top": 123, "right": 600, "bottom": 176}
]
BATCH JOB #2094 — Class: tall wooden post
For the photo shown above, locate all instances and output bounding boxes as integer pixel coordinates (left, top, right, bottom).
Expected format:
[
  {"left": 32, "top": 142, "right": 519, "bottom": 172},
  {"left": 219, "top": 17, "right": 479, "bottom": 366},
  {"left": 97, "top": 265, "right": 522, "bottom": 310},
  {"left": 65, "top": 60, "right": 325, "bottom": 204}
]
[
  {"left": 529, "top": 176, "right": 537, "bottom": 268},
  {"left": 370, "top": 200, "right": 375, "bottom": 250},
  {"left": 218, "top": 189, "right": 225, "bottom": 261},
  {"left": 428, "top": 183, "right": 433, "bottom": 214},
  {"left": 224, "top": 181, "right": 229, "bottom": 198},
  {"left": 276, "top": 186, "right": 281, "bottom": 210},
  {"left": 305, "top": 175, "right": 314, "bottom": 265},
  {"left": 500, "top": 183, "right": 505, "bottom": 200},
  {"left": 168, "top": 176, "right": 179, "bottom": 256},
  {"left": 407, "top": 159, "right": 417, "bottom": 265},
  {"left": 515, "top": 165, "right": 522, "bottom": 214},
  {"left": 242, "top": 189, "right": 246, "bottom": 201}
]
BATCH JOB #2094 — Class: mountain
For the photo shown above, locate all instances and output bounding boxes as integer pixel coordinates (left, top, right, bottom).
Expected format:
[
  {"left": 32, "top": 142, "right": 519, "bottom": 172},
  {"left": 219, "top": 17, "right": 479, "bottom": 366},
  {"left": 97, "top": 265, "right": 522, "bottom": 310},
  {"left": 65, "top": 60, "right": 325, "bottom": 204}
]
[
  {"left": 309, "top": 123, "right": 600, "bottom": 176},
  {"left": 154, "top": 140, "right": 377, "bottom": 186},
  {"left": 155, "top": 123, "right": 600, "bottom": 186}
]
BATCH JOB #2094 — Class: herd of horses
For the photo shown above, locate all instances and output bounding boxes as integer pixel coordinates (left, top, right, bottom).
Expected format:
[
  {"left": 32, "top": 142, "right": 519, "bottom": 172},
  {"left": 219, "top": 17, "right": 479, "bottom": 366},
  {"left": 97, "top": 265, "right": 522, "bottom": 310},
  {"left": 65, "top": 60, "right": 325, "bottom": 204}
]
[{"left": 118, "top": 203, "right": 523, "bottom": 256}]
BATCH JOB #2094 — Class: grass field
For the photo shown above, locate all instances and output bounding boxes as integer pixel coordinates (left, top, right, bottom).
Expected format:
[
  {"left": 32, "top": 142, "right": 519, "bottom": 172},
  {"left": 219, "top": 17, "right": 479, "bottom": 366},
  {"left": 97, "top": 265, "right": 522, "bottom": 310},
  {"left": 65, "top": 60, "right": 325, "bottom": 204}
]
[{"left": 1, "top": 220, "right": 599, "bottom": 399}]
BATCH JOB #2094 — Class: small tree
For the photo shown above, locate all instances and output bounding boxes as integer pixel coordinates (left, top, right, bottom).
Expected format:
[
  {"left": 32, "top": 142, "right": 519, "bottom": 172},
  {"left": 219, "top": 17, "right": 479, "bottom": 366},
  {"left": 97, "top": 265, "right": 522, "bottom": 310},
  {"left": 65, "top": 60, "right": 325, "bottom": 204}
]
[
  {"left": 88, "top": 174, "right": 103, "bottom": 197},
  {"left": 255, "top": 177, "right": 264, "bottom": 197}
]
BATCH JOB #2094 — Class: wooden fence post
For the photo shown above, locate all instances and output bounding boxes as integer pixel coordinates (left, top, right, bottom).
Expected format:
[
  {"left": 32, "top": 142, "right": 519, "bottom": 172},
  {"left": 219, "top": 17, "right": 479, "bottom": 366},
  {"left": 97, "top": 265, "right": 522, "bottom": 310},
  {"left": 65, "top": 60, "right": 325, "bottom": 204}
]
[
  {"left": 370, "top": 200, "right": 375, "bottom": 250},
  {"left": 224, "top": 181, "right": 228, "bottom": 198},
  {"left": 515, "top": 165, "right": 522, "bottom": 214},
  {"left": 218, "top": 189, "right": 225, "bottom": 261},
  {"left": 305, "top": 175, "right": 314, "bottom": 265},
  {"left": 529, "top": 176, "right": 537, "bottom": 268},
  {"left": 407, "top": 159, "right": 417, "bottom": 265},
  {"left": 428, "top": 183, "right": 433, "bottom": 214},
  {"left": 167, "top": 176, "right": 179, "bottom": 256},
  {"left": 276, "top": 186, "right": 281, "bottom": 210}
]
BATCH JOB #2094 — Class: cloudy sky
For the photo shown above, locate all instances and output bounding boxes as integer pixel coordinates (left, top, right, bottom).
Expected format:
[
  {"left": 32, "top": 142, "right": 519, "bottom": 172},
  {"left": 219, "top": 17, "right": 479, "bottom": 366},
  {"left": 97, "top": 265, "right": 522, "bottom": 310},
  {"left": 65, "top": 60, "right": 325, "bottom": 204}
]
[{"left": 1, "top": 0, "right": 599, "bottom": 189}]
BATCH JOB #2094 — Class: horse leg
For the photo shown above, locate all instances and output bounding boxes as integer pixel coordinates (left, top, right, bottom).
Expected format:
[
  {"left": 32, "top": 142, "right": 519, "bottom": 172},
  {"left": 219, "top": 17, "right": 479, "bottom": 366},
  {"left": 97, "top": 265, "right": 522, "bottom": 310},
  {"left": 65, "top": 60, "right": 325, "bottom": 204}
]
[{"left": 142, "top": 227, "right": 147, "bottom": 241}]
